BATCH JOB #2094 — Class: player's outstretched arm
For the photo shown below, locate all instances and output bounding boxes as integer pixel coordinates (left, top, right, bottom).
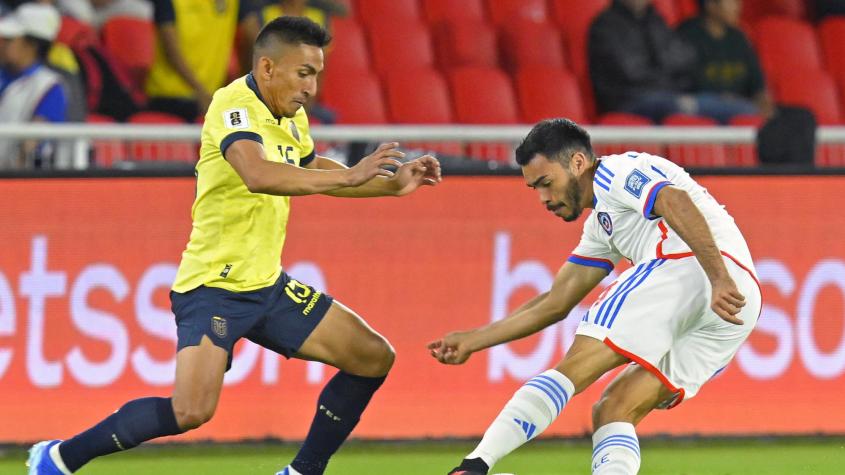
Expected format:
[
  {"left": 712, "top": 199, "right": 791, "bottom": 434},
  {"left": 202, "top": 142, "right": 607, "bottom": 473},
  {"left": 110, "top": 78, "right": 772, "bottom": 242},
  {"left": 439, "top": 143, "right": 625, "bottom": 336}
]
[
  {"left": 225, "top": 139, "right": 402, "bottom": 196},
  {"left": 307, "top": 143, "right": 442, "bottom": 197},
  {"left": 428, "top": 262, "right": 606, "bottom": 365},
  {"left": 652, "top": 186, "right": 746, "bottom": 324}
]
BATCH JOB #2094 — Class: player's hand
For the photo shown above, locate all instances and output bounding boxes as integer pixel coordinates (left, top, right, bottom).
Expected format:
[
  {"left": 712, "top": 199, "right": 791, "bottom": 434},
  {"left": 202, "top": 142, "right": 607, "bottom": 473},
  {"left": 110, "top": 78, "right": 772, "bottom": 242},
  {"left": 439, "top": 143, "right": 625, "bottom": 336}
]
[
  {"left": 711, "top": 276, "right": 745, "bottom": 325},
  {"left": 345, "top": 142, "right": 405, "bottom": 187},
  {"left": 392, "top": 154, "right": 442, "bottom": 196},
  {"left": 428, "top": 331, "right": 475, "bottom": 365}
]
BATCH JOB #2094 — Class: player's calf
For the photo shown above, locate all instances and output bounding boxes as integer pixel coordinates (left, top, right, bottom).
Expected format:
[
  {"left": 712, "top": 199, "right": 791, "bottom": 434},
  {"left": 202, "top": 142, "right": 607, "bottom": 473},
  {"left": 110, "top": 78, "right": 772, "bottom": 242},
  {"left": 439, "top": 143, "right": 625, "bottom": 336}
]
[{"left": 451, "top": 369, "right": 575, "bottom": 474}]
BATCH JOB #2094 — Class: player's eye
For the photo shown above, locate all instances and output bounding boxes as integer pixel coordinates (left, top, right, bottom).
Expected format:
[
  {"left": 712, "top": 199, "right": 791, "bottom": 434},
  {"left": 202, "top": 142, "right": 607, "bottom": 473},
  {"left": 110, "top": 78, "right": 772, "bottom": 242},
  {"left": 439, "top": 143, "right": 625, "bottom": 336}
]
[
  {"left": 543, "top": 181, "right": 552, "bottom": 187},
  {"left": 298, "top": 71, "right": 309, "bottom": 78}
]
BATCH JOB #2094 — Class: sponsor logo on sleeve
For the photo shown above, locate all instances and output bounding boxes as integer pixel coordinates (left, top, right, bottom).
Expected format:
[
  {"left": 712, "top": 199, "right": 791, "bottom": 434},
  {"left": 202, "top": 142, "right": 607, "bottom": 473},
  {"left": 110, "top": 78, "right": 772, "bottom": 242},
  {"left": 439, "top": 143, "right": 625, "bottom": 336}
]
[
  {"left": 223, "top": 108, "right": 249, "bottom": 129},
  {"left": 624, "top": 169, "right": 651, "bottom": 198}
]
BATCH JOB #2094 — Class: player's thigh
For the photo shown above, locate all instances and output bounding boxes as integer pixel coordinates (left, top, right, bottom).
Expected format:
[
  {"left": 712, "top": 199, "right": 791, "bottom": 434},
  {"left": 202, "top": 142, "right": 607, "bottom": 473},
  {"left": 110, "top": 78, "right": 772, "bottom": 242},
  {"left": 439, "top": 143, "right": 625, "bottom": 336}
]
[
  {"left": 169, "top": 285, "right": 269, "bottom": 427},
  {"left": 172, "top": 335, "right": 228, "bottom": 429},
  {"left": 592, "top": 364, "right": 675, "bottom": 428},
  {"left": 243, "top": 273, "right": 393, "bottom": 377},
  {"left": 555, "top": 335, "right": 630, "bottom": 394},
  {"left": 294, "top": 301, "right": 394, "bottom": 377}
]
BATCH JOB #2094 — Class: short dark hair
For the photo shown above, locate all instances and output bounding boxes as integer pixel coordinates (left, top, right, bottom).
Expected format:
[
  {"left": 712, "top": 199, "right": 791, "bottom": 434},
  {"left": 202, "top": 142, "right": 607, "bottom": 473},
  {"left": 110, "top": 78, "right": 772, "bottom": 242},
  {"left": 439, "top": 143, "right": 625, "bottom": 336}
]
[
  {"left": 515, "top": 118, "right": 594, "bottom": 166},
  {"left": 255, "top": 16, "right": 332, "bottom": 52}
]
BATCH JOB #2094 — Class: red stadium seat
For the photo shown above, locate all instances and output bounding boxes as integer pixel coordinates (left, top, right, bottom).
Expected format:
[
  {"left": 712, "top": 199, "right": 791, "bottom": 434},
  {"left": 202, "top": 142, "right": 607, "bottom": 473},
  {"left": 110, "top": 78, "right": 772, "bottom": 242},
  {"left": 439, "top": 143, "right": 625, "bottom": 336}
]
[
  {"left": 515, "top": 66, "right": 586, "bottom": 123},
  {"left": 675, "top": 0, "right": 699, "bottom": 22},
  {"left": 594, "top": 113, "right": 664, "bottom": 157},
  {"left": 101, "top": 17, "right": 154, "bottom": 88},
  {"left": 449, "top": 66, "right": 519, "bottom": 161},
  {"left": 775, "top": 70, "right": 843, "bottom": 125},
  {"left": 327, "top": 18, "right": 370, "bottom": 73},
  {"left": 433, "top": 20, "right": 499, "bottom": 68},
  {"left": 449, "top": 67, "right": 518, "bottom": 124},
  {"left": 501, "top": 21, "right": 566, "bottom": 72},
  {"left": 816, "top": 145, "right": 845, "bottom": 167},
  {"left": 653, "top": 0, "right": 680, "bottom": 26},
  {"left": 597, "top": 112, "right": 653, "bottom": 125},
  {"left": 86, "top": 113, "right": 127, "bottom": 167},
  {"left": 754, "top": 17, "right": 822, "bottom": 82},
  {"left": 386, "top": 69, "right": 452, "bottom": 124},
  {"left": 742, "top": 0, "right": 807, "bottom": 24},
  {"left": 550, "top": 0, "right": 609, "bottom": 80},
  {"left": 357, "top": 0, "right": 420, "bottom": 26},
  {"left": 422, "top": 0, "right": 486, "bottom": 25},
  {"left": 820, "top": 18, "right": 845, "bottom": 82},
  {"left": 662, "top": 114, "right": 728, "bottom": 167},
  {"left": 366, "top": 21, "right": 435, "bottom": 77},
  {"left": 486, "top": 0, "right": 548, "bottom": 26},
  {"left": 550, "top": 0, "right": 609, "bottom": 120},
  {"left": 727, "top": 114, "right": 764, "bottom": 167},
  {"left": 322, "top": 71, "right": 388, "bottom": 123},
  {"left": 384, "top": 68, "right": 461, "bottom": 156},
  {"left": 127, "top": 112, "right": 196, "bottom": 162}
]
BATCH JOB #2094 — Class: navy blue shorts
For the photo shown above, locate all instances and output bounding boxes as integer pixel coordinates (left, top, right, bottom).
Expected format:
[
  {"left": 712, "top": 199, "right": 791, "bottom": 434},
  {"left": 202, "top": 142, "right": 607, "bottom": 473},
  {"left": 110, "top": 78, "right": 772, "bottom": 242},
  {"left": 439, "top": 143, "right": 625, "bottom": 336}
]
[{"left": 170, "top": 272, "right": 334, "bottom": 370}]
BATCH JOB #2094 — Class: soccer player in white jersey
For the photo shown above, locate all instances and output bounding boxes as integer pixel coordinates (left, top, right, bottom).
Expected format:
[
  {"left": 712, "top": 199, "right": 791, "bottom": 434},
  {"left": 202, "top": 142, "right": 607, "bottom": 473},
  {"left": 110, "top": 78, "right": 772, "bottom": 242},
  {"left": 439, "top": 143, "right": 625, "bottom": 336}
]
[{"left": 429, "top": 119, "right": 761, "bottom": 475}]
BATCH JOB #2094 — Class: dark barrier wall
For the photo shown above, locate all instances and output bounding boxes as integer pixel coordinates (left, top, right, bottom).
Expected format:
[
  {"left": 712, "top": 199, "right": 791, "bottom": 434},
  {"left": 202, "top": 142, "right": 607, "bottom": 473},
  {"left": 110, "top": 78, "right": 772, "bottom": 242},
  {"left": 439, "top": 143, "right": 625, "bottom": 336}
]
[{"left": 1, "top": 176, "right": 843, "bottom": 441}]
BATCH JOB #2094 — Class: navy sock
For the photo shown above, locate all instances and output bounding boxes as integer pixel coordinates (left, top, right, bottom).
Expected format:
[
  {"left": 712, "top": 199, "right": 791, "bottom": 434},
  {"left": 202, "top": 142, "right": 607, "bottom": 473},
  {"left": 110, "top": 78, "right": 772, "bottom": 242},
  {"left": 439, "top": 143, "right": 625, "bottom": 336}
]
[
  {"left": 59, "top": 397, "right": 183, "bottom": 472},
  {"left": 291, "top": 372, "right": 386, "bottom": 475}
]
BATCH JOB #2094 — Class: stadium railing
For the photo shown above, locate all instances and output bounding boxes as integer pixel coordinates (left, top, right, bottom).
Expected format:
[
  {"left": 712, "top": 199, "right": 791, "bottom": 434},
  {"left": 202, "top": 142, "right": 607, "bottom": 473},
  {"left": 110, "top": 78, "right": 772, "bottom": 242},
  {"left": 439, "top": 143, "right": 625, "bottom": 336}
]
[{"left": 1, "top": 123, "right": 844, "bottom": 172}]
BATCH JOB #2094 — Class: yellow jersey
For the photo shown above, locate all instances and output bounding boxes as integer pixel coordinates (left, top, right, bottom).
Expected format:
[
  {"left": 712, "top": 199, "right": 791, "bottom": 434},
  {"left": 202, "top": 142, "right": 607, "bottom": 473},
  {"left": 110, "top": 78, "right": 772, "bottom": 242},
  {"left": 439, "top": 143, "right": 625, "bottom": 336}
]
[
  {"left": 146, "top": 0, "right": 246, "bottom": 99},
  {"left": 263, "top": 4, "right": 327, "bottom": 28},
  {"left": 172, "top": 73, "right": 315, "bottom": 293}
]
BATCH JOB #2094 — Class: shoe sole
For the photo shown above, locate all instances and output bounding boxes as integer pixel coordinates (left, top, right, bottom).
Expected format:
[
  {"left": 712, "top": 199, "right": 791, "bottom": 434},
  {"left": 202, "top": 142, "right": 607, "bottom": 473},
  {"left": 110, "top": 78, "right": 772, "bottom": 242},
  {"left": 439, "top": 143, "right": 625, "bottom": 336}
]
[{"left": 26, "top": 441, "right": 52, "bottom": 475}]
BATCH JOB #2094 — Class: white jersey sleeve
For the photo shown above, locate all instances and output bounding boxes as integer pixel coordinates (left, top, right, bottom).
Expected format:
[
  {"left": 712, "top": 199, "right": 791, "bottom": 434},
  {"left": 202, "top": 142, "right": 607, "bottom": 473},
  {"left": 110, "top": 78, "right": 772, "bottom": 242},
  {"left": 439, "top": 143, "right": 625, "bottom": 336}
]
[
  {"left": 567, "top": 211, "right": 623, "bottom": 273},
  {"left": 593, "top": 153, "right": 674, "bottom": 220}
]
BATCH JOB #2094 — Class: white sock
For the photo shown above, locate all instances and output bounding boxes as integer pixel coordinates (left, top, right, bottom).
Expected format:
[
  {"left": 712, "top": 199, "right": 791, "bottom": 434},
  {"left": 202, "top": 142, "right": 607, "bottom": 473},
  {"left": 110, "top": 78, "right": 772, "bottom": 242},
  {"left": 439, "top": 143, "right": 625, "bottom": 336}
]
[
  {"left": 466, "top": 369, "right": 574, "bottom": 468},
  {"left": 591, "top": 422, "right": 641, "bottom": 474},
  {"left": 49, "top": 443, "right": 73, "bottom": 475},
  {"left": 277, "top": 466, "right": 303, "bottom": 475}
]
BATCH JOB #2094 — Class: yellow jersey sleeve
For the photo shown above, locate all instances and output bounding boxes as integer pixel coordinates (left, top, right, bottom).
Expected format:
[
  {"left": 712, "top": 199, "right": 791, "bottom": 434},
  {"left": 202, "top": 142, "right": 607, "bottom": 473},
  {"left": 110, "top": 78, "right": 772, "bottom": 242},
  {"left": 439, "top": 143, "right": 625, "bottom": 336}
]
[{"left": 205, "top": 90, "right": 267, "bottom": 158}]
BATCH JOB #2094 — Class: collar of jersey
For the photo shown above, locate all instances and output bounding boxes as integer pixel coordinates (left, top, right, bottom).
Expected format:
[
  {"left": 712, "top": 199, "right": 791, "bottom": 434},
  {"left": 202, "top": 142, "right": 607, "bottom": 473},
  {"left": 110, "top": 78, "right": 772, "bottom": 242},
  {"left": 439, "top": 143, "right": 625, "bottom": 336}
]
[{"left": 246, "top": 72, "right": 284, "bottom": 121}]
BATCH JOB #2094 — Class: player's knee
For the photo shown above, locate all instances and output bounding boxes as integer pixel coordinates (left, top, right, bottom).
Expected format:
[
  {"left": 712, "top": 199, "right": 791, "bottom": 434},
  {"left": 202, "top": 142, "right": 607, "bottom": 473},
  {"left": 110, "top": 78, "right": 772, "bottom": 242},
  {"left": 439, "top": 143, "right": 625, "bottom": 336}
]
[
  {"left": 172, "top": 399, "right": 216, "bottom": 431},
  {"left": 356, "top": 335, "right": 395, "bottom": 377},
  {"left": 592, "top": 393, "right": 643, "bottom": 428}
]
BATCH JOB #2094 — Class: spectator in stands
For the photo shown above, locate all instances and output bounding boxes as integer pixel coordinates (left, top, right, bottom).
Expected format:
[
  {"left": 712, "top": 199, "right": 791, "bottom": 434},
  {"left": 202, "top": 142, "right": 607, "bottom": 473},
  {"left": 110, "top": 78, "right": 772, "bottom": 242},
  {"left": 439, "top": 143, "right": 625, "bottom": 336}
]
[
  {"left": 815, "top": 0, "right": 845, "bottom": 19},
  {"left": 589, "top": 0, "right": 697, "bottom": 122},
  {"left": 0, "top": 2, "right": 67, "bottom": 169},
  {"left": 677, "top": 0, "right": 774, "bottom": 122},
  {"left": 145, "top": 0, "right": 261, "bottom": 122}
]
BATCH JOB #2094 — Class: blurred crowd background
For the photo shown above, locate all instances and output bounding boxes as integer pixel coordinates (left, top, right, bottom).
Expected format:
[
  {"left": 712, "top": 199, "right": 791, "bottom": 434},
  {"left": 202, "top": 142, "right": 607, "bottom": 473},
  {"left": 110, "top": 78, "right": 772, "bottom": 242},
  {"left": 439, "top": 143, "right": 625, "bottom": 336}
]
[{"left": 0, "top": 0, "right": 844, "bottom": 169}]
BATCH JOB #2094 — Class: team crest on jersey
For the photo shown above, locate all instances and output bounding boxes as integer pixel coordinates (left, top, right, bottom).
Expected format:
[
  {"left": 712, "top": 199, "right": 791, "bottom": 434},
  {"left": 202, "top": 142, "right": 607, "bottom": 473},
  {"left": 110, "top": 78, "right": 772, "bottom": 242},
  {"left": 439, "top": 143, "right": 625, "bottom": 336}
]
[
  {"left": 223, "top": 108, "right": 249, "bottom": 130},
  {"left": 597, "top": 212, "right": 613, "bottom": 235},
  {"left": 624, "top": 169, "right": 651, "bottom": 198},
  {"left": 211, "top": 316, "right": 227, "bottom": 338}
]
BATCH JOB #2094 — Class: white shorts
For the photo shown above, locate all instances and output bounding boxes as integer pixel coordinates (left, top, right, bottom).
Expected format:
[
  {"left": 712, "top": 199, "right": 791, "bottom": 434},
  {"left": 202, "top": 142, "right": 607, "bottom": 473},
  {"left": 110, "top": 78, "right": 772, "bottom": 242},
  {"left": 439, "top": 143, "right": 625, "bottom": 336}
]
[{"left": 576, "top": 255, "right": 761, "bottom": 408}]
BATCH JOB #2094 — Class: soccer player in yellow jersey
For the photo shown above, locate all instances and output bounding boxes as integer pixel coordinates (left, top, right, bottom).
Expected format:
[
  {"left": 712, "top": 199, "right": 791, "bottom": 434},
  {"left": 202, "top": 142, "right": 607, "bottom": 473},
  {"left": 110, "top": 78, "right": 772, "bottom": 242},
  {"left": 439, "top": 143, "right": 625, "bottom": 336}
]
[{"left": 27, "top": 16, "right": 441, "bottom": 475}]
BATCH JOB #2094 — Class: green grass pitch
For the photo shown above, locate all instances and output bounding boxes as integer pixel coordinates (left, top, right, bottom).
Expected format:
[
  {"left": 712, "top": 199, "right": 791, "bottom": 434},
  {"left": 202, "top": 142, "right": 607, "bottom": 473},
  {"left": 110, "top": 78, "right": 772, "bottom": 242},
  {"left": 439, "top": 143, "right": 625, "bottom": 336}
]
[{"left": 3, "top": 438, "right": 843, "bottom": 474}]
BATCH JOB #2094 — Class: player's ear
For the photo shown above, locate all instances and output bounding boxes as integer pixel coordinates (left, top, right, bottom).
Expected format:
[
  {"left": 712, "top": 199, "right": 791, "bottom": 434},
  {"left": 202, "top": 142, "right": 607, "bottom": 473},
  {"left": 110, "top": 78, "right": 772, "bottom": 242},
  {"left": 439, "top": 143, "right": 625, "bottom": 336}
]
[
  {"left": 255, "top": 55, "right": 275, "bottom": 80},
  {"left": 570, "top": 151, "right": 588, "bottom": 175}
]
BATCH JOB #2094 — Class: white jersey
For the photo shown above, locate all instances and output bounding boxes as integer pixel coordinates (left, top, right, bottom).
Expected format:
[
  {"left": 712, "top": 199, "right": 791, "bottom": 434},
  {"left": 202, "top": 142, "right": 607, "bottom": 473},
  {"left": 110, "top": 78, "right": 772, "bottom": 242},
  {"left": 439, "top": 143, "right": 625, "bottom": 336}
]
[{"left": 568, "top": 152, "right": 755, "bottom": 276}]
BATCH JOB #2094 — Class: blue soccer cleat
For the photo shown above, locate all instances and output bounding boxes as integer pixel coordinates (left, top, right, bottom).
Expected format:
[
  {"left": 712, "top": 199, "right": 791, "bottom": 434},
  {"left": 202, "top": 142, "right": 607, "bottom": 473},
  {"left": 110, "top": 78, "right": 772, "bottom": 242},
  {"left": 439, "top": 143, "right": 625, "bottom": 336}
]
[{"left": 26, "top": 440, "right": 65, "bottom": 475}]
